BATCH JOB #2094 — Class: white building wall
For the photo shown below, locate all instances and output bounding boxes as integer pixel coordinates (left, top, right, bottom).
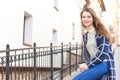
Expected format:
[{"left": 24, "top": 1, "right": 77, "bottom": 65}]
[
  {"left": 0, "top": 0, "right": 81, "bottom": 51},
  {"left": 62, "top": 0, "right": 82, "bottom": 44},
  {"left": 0, "top": 0, "right": 24, "bottom": 50}
]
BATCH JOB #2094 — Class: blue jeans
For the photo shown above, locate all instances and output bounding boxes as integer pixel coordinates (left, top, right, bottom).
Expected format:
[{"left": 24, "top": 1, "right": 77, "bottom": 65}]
[{"left": 73, "top": 62, "right": 108, "bottom": 80}]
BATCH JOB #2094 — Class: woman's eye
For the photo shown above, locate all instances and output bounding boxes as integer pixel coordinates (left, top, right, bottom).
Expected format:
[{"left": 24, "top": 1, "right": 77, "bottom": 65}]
[
  {"left": 82, "top": 16, "right": 92, "bottom": 19},
  {"left": 87, "top": 16, "right": 92, "bottom": 18},
  {"left": 82, "top": 16, "right": 85, "bottom": 18}
]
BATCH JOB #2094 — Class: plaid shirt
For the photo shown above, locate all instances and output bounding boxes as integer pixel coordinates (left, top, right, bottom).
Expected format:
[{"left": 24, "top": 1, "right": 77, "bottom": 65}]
[{"left": 83, "top": 32, "right": 116, "bottom": 80}]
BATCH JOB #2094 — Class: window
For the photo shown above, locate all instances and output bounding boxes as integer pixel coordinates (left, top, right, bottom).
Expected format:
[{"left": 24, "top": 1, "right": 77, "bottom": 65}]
[
  {"left": 23, "top": 11, "right": 33, "bottom": 46},
  {"left": 52, "top": 29, "right": 57, "bottom": 46},
  {"left": 72, "top": 23, "right": 75, "bottom": 40}
]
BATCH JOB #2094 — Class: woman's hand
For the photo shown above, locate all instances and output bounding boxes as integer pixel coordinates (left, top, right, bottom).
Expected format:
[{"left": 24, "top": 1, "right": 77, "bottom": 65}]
[{"left": 79, "top": 63, "right": 88, "bottom": 72}]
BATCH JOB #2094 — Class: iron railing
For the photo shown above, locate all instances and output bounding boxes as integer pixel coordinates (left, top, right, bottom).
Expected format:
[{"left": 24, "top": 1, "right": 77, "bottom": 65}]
[{"left": 0, "top": 42, "right": 83, "bottom": 80}]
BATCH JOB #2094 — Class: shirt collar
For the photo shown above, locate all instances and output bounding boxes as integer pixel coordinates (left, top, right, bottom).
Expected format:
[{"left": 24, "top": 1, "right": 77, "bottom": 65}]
[{"left": 87, "top": 27, "right": 96, "bottom": 34}]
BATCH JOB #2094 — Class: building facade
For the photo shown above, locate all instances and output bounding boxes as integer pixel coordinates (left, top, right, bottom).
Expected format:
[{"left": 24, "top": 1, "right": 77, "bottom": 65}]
[
  {"left": 0, "top": 0, "right": 119, "bottom": 49},
  {"left": 0, "top": 0, "right": 82, "bottom": 50}
]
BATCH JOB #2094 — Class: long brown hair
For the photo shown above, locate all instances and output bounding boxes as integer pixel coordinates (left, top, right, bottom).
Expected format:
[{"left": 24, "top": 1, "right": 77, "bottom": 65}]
[{"left": 80, "top": 8, "right": 112, "bottom": 44}]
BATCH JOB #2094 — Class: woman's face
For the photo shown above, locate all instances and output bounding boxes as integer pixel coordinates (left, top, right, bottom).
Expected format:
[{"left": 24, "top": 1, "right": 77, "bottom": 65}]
[{"left": 81, "top": 11, "right": 93, "bottom": 29}]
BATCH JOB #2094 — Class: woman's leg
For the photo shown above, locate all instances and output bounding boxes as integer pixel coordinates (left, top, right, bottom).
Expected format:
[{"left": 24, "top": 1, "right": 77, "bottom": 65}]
[{"left": 72, "top": 62, "right": 108, "bottom": 80}]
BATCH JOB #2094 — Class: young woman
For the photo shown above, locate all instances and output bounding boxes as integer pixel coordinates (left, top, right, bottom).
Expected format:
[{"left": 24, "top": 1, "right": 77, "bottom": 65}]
[{"left": 73, "top": 8, "right": 116, "bottom": 80}]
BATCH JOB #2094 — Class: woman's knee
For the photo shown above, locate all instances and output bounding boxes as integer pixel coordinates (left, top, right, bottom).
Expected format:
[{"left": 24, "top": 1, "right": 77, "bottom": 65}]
[{"left": 73, "top": 62, "right": 109, "bottom": 80}]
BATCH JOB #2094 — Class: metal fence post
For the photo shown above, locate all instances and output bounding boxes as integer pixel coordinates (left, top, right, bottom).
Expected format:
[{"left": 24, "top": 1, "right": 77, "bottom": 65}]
[
  {"left": 81, "top": 43, "right": 84, "bottom": 62},
  {"left": 69, "top": 42, "right": 71, "bottom": 76},
  {"left": 33, "top": 43, "right": 36, "bottom": 80},
  {"left": 50, "top": 43, "right": 53, "bottom": 80},
  {"left": 61, "top": 42, "right": 63, "bottom": 80},
  {"left": 76, "top": 42, "right": 78, "bottom": 71},
  {"left": 6, "top": 44, "right": 10, "bottom": 80}
]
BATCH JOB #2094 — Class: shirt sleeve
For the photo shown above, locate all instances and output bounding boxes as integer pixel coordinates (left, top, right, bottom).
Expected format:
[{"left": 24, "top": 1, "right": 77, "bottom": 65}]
[{"left": 87, "top": 35, "right": 111, "bottom": 68}]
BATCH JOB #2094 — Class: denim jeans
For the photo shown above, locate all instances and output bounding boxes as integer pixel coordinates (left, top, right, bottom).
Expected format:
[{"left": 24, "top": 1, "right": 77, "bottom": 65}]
[{"left": 73, "top": 62, "right": 108, "bottom": 80}]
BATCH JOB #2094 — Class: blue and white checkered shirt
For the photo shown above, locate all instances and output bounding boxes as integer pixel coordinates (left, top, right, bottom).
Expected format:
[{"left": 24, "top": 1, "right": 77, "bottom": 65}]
[{"left": 83, "top": 32, "right": 116, "bottom": 80}]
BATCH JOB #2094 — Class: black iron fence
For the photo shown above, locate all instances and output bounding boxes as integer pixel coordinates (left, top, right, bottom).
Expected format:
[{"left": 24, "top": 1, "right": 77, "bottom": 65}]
[{"left": 0, "top": 42, "right": 83, "bottom": 80}]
